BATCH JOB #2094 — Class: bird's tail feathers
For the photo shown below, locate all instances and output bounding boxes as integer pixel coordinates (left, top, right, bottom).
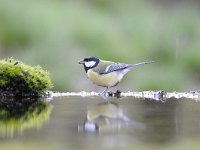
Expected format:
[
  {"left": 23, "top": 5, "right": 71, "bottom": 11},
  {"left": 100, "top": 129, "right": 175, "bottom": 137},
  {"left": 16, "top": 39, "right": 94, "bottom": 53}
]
[{"left": 131, "top": 61, "right": 154, "bottom": 68}]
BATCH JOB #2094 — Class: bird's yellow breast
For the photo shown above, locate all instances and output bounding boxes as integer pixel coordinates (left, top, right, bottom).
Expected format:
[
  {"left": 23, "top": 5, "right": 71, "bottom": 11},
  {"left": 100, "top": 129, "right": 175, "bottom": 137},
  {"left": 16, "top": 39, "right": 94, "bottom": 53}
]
[{"left": 87, "top": 69, "right": 123, "bottom": 87}]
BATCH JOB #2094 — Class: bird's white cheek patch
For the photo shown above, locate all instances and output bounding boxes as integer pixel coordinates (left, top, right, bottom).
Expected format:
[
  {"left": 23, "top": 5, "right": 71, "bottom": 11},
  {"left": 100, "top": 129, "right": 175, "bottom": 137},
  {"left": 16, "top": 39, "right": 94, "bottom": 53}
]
[{"left": 85, "top": 61, "right": 96, "bottom": 67}]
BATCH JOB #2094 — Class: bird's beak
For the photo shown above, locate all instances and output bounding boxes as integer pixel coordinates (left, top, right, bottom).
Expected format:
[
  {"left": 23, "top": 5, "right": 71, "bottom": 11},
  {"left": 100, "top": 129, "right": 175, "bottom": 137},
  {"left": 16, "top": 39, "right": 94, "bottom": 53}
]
[{"left": 78, "top": 60, "right": 85, "bottom": 64}]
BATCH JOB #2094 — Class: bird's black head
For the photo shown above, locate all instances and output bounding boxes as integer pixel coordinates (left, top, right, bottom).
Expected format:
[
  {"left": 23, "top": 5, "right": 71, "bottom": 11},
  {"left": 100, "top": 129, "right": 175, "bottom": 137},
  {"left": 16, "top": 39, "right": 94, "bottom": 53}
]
[{"left": 78, "top": 57, "right": 100, "bottom": 72}]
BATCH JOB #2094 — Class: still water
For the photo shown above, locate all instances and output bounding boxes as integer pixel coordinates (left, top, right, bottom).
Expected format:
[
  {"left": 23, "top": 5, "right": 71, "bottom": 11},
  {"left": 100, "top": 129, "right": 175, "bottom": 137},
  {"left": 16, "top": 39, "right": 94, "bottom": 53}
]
[{"left": 1, "top": 92, "right": 200, "bottom": 150}]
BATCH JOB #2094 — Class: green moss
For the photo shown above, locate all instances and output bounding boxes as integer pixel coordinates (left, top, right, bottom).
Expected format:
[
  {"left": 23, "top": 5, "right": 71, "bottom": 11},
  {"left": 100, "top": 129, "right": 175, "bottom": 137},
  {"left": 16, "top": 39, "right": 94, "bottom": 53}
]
[{"left": 0, "top": 58, "right": 53, "bottom": 97}]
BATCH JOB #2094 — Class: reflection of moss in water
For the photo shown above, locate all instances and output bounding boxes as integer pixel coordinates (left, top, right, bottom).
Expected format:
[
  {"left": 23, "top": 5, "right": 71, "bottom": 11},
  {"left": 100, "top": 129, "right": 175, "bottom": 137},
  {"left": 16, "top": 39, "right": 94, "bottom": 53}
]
[{"left": 0, "top": 97, "right": 52, "bottom": 137}]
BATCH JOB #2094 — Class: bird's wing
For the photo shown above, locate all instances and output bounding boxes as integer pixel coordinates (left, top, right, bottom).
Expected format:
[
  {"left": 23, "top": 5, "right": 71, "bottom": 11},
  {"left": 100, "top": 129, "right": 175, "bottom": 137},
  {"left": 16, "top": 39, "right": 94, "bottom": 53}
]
[
  {"left": 93, "top": 60, "right": 154, "bottom": 75},
  {"left": 92, "top": 60, "right": 113, "bottom": 74},
  {"left": 99, "top": 62, "right": 130, "bottom": 74}
]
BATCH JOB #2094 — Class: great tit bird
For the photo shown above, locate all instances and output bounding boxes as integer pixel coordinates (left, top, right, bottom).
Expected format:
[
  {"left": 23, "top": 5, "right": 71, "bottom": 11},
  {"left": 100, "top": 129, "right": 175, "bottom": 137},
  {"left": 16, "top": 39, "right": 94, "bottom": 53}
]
[{"left": 79, "top": 57, "right": 153, "bottom": 93}]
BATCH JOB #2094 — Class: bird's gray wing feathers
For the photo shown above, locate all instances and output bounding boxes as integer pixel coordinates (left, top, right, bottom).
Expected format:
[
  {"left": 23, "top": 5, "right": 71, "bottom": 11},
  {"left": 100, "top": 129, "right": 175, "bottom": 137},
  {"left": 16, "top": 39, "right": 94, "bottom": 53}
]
[
  {"left": 99, "top": 61, "right": 154, "bottom": 75},
  {"left": 99, "top": 63, "right": 131, "bottom": 74}
]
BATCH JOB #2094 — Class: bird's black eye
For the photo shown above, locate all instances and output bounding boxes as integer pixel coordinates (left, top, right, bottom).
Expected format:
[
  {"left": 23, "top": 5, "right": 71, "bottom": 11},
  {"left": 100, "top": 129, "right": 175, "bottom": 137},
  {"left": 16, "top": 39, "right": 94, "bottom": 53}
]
[{"left": 84, "top": 58, "right": 89, "bottom": 62}]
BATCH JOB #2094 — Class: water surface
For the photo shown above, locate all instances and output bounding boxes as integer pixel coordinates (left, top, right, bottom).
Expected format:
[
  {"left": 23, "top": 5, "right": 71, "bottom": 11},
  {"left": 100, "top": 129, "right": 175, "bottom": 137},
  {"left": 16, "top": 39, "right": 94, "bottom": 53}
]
[{"left": 1, "top": 93, "right": 200, "bottom": 150}]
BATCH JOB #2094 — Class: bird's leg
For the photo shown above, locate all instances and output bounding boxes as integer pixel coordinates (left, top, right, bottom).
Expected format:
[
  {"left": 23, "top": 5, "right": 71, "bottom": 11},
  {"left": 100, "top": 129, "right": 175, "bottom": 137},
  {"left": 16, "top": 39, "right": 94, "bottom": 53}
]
[
  {"left": 102, "top": 87, "right": 109, "bottom": 94},
  {"left": 99, "top": 87, "right": 109, "bottom": 96}
]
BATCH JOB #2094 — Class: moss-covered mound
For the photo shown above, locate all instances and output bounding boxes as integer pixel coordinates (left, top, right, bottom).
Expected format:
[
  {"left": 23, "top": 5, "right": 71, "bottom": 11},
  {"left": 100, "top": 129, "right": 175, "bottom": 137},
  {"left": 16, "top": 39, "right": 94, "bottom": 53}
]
[{"left": 0, "top": 58, "right": 53, "bottom": 97}]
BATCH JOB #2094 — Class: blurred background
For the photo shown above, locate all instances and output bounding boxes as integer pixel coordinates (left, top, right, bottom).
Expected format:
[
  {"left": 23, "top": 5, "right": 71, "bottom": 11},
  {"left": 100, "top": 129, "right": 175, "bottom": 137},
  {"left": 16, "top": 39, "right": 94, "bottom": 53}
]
[{"left": 0, "top": 0, "right": 200, "bottom": 92}]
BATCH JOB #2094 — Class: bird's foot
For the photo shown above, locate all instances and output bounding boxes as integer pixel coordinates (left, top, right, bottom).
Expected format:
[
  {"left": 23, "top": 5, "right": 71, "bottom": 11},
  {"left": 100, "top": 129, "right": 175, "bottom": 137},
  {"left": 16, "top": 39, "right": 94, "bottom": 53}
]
[
  {"left": 98, "top": 90, "right": 122, "bottom": 98},
  {"left": 107, "top": 90, "right": 121, "bottom": 98}
]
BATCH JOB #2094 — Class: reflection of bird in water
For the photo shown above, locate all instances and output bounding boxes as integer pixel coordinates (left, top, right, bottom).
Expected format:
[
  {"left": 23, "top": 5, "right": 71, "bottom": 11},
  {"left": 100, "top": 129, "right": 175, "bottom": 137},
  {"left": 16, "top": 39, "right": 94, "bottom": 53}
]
[{"left": 79, "top": 102, "right": 145, "bottom": 133}]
